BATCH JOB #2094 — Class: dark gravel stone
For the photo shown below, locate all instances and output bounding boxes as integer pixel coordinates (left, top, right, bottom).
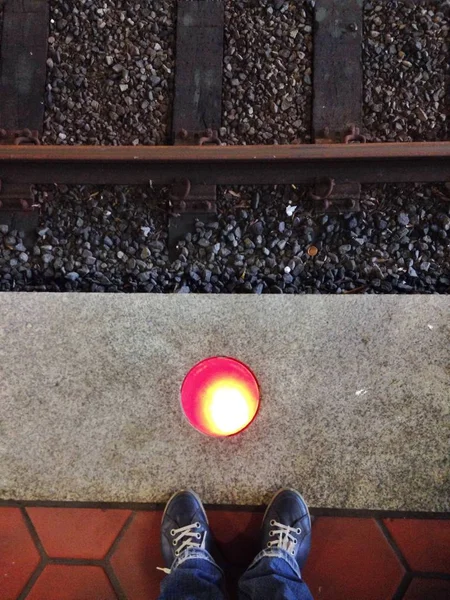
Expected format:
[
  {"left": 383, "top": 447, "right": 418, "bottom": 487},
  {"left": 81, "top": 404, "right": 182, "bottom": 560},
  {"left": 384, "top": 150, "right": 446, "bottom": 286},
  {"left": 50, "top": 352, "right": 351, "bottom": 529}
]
[
  {"left": 42, "top": 0, "right": 176, "bottom": 145},
  {"left": 0, "top": 182, "right": 448, "bottom": 295},
  {"left": 222, "top": 0, "right": 313, "bottom": 144},
  {"left": 363, "top": 1, "right": 448, "bottom": 142}
]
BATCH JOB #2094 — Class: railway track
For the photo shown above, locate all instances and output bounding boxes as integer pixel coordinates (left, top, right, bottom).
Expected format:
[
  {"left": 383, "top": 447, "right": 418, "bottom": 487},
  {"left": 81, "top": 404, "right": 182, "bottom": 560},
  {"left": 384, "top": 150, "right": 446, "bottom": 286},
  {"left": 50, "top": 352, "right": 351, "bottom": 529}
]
[{"left": 0, "top": 0, "right": 448, "bottom": 289}]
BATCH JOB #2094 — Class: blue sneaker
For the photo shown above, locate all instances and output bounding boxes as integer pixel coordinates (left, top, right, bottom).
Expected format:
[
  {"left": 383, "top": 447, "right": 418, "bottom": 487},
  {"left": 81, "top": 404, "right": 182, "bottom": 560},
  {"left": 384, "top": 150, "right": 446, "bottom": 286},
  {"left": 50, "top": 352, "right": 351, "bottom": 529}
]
[
  {"left": 262, "top": 488, "right": 312, "bottom": 570},
  {"left": 160, "top": 490, "right": 218, "bottom": 573}
]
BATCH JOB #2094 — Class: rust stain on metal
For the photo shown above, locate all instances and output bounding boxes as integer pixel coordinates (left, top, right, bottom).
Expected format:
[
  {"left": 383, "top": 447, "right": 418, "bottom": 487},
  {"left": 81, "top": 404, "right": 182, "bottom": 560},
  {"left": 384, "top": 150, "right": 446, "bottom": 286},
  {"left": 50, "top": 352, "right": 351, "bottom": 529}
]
[
  {"left": 0, "top": 143, "right": 448, "bottom": 162},
  {"left": 0, "top": 129, "right": 40, "bottom": 145},
  {"left": 309, "top": 177, "right": 335, "bottom": 201},
  {"left": 0, "top": 143, "right": 448, "bottom": 187},
  {"left": 343, "top": 125, "right": 366, "bottom": 144}
]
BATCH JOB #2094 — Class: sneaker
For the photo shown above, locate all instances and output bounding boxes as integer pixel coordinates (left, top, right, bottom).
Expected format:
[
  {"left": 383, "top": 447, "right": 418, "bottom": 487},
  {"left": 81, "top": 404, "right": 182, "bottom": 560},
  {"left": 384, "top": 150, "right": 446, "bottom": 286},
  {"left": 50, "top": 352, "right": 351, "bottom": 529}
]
[
  {"left": 262, "top": 488, "right": 311, "bottom": 570},
  {"left": 160, "top": 490, "right": 217, "bottom": 573}
]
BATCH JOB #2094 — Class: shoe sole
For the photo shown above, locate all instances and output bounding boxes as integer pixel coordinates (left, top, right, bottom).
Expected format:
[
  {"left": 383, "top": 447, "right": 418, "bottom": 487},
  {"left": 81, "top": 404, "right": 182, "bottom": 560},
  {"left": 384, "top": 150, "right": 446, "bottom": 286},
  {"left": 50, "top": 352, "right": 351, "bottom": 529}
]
[
  {"left": 162, "top": 489, "right": 209, "bottom": 525},
  {"left": 262, "top": 488, "right": 311, "bottom": 529}
]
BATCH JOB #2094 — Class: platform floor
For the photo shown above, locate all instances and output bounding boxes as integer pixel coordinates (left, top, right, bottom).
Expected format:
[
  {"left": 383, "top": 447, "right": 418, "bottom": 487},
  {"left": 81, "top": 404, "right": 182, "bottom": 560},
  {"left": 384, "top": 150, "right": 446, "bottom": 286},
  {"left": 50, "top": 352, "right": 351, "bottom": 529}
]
[
  {"left": 0, "top": 294, "right": 449, "bottom": 511},
  {"left": 1, "top": 504, "right": 449, "bottom": 600}
]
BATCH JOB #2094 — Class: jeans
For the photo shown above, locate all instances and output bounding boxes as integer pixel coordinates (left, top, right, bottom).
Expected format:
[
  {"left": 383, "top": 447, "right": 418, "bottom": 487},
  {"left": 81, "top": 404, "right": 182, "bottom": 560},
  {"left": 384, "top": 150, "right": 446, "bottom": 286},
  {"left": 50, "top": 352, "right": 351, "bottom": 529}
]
[{"left": 158, "top": 547, "right": 314, "bottom": 600}]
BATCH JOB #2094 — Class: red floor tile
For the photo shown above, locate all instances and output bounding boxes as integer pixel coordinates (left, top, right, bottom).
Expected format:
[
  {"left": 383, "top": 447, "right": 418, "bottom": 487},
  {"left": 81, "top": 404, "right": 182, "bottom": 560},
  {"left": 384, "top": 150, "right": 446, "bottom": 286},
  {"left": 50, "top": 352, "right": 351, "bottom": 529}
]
[
  {"left": 384, "top": 519, "right": 450, "bottom": 573},
  {"left": 2, "top": 503, "right": 449, "bottom": 600},
  {"left": 110, "top": 510, "right": 164, "bottom": 600},
  {"left": 403, "top": 577, "right": 450, "bottom": 600},
  {"left": 26, "top": 565, "right": 117, "bottom": 600},
  {"left": 208, "top": 510, "right": 261, "bottom": 566},
  {"left": 209, "top": 510, "right": 262, "bottom": 599},
  {"left": 0, "top": 507, "right": 40, "bottom": 599},
  {"left": 302, "top": 517, "right": 405, "bottom": 600},
  {"left": 26, "top": 507, "right": 131, "bottom": 560}
]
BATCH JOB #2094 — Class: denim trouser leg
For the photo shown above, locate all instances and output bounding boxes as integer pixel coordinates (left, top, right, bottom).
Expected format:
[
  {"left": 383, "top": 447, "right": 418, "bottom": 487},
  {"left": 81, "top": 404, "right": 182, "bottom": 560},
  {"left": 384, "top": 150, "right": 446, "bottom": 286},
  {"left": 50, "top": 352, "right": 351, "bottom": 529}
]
[
  {"left": 238, "top": 549, "right": 314, "bottom": 600},
  {"left": 157, "top": 548, "right": 226, "bottom": 600}
]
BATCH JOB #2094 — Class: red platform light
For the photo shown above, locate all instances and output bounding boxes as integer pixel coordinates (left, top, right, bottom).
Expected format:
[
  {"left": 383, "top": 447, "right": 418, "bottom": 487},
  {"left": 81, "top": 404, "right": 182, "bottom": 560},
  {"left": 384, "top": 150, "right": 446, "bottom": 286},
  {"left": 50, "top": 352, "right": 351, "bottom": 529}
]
[{"left": 181, "top": 357, "right": 260, "bottom": 437}]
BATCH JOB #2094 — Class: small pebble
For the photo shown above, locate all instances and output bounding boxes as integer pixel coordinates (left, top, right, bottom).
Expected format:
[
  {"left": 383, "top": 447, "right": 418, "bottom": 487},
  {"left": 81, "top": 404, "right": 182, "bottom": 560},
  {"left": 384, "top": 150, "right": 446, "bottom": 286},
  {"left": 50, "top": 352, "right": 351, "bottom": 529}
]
[{"left": 398, "top": 213, "right": 410, "bottom": 227}]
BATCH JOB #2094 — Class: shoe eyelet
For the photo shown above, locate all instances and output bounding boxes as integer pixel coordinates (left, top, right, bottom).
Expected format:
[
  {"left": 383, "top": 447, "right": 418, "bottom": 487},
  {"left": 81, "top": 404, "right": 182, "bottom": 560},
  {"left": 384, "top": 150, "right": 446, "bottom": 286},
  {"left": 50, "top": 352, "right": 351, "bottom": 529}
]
[
  {"left": 270, "top": 520, "right": 276, "bottom": 526},
  {"left": 170, "top": 529, "right": 176, "bottom": 536},
  {"left": 196, "top": 533, "right": 201, "bottom": 539},
  {"left": 175, "top": 550, "right": 180, "bottom": 556},
  {"left": 195, "top": 522, "right": 201, "bottom": 528},
  {"left": 172, "top": 540, "right": 177, "bottom": 546},
  {"left": 294, "top": 539, "right": 297, "bottom": 544},
  {"left": 291, "top": 550, "right": 295, "bottom": 555},
  {"left": 269, "top": 530, "right": 274, "bottom": 536},
  {"left": 296, "top": 528, "right": 301, "bottom": 534}
]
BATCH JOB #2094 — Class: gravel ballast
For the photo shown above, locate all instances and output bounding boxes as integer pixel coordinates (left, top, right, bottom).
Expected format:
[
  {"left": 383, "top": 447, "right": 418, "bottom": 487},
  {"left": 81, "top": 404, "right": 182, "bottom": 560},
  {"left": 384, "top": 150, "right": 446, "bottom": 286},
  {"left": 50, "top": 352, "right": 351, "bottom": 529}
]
[
  {"left": 222, "top": 0, "right": 313, "bottom": 144},
  {"left": 0, "top": 184, "right": 449, "bottom": 294},
  {"left": 1, "top": 1, "right": 449, "bottom": 296},
  {"left": 363, "top": 0, "right": 448, "bottom": 142},
  {"left": 42, "top": 0, "right": 175, "bottom": 145}
]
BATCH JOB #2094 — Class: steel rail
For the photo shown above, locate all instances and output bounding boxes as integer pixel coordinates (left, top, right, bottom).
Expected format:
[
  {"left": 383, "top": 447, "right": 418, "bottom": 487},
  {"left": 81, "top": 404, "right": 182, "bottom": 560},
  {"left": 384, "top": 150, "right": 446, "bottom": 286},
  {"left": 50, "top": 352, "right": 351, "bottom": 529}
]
[{"left": 0, "top": 143, "right": 448, "bottom": 186}]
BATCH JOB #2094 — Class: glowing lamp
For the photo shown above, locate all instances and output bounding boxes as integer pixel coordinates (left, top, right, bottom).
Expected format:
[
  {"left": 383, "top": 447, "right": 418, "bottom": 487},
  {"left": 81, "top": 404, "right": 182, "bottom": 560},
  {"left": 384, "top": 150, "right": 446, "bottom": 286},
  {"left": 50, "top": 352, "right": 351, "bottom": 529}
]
[{"left": 181, "top": 357, "right": 260, "bottom": 437}]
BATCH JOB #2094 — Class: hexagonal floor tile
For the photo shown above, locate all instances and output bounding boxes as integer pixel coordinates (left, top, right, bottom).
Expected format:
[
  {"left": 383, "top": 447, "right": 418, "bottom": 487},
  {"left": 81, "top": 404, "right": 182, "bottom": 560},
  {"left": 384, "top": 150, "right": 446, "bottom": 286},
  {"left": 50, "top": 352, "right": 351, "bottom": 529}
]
[
  {"left": 0, "top": 507, "right": 41, "bottom": 599},
  {"left": 384, "top": 518, "right": 450, "bottom": 573},
  {"left": 302, "top": 517, "right": 405, "bottom": 600},
  {"left": 27, "top": 507, "right": 131, "bottom": 559},
  {"left": 110, "top": 511, "right": 164, "bottom": 600},
  {"left": 26, "top": 565, "right": 117, "bottom": 599}
]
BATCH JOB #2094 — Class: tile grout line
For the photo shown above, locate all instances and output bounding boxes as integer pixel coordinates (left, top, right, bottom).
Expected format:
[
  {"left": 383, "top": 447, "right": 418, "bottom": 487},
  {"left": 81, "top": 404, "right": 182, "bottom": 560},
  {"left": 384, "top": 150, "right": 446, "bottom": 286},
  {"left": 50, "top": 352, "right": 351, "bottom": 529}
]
[
  {"left": 104, "top": 561, "right": 127, "bottom": 600},
  {"left": 17, "top": 561, "right": 46, "bottom": 600},
  {"left": 375, "top": 518, "right": 415, "bottom": 600},
  {"left": 104, "top": 511, "right": 137, "bottom": 600},
  {"left": 1, "top": 499, "right": 449, "bottom": 520},
  {"left": 375, "top": 519, "right": 411, "bottom": 572},
  {"left": 17, "top": 508, "right": 49, "bottom": 600},
  {"left": 46, "top": 557, "right": 105, "bottom": 566},
  {"left": 409, "top": 572, "right": 450, "bottom": 581},
  {"left": 374, "top": 519, "right": 413, "bottom": 600},
  {"left": 105, "top": 511, "right": 137, "bottom": 561},
  {"left": 391, "top": 572, "right": 450, "bottom": 600},
  {"left": 391, "top": 572, "right": 413, "bottom": 600},
  {"left": 20, "top": 507, "right": 48, "bottom": 560}
]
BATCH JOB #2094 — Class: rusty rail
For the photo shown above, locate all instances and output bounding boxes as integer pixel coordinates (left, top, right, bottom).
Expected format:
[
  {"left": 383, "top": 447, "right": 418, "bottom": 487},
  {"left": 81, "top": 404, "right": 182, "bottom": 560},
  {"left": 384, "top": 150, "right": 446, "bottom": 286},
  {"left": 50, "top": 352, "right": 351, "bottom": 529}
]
[{"left": 0, "top": 143, "right": 449, "bottom": 186}]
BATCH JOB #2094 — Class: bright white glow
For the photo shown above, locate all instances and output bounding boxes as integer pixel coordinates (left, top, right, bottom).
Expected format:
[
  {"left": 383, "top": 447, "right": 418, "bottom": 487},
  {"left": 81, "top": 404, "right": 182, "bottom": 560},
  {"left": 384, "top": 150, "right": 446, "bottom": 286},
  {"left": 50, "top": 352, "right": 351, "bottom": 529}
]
[{"left": 207, "top": 384, "right": 253, "bottom": 435}]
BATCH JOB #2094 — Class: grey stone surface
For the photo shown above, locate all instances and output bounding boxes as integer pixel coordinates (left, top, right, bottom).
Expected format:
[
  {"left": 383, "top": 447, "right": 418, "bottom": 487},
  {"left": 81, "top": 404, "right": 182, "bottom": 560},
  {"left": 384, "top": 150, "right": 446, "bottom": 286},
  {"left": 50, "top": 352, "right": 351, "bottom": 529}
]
[{"left": 0, "top": 294, "right": 448, "bottom": 511}]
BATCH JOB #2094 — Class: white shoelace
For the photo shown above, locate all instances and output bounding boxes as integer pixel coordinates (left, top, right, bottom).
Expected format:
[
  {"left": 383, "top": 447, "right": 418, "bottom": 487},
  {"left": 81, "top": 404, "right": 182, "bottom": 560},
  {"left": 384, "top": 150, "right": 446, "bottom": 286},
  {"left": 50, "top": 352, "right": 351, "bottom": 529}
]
[
  {"left": 157, "top": 522, "right": 205, "bottom": 574},
  {"left": 266, "top": 519, "right": 301, "bottom": 556}
]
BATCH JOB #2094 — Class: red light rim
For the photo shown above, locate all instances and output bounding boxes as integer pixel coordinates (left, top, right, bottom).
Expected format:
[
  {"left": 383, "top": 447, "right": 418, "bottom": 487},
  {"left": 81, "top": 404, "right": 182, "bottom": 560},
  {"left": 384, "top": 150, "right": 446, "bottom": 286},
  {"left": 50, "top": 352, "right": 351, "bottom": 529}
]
[{"left": 180, "top": 356, "right": 260, "bottom": 438}]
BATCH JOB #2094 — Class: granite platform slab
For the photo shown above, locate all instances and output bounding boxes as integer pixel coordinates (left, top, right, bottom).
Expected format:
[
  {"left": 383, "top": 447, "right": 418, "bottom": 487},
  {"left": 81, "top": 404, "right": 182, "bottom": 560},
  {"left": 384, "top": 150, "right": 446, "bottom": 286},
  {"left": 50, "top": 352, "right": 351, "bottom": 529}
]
[{"left": 0, "top": 294, "right": 448, "bottom": 511}]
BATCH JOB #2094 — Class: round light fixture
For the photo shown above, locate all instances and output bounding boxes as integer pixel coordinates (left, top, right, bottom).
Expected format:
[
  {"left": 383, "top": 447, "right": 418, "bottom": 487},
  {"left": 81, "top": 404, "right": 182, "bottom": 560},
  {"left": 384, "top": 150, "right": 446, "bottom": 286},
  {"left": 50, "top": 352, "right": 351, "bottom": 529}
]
[{"left": 181, "top": 356, "right": 260, "bottom": 437}]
